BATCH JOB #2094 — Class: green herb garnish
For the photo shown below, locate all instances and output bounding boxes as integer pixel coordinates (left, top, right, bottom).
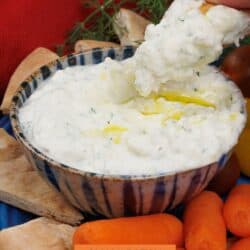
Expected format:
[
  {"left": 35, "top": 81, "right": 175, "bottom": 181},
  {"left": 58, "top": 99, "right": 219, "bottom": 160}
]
[{"left": 57, "top": 0, "right": 173, "bottom": 55}]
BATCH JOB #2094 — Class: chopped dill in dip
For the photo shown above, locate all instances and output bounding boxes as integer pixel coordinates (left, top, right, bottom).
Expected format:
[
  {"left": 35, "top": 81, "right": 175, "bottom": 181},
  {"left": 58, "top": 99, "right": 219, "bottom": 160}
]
[{"left": 19, "top": 0, "right": 248, "bottom": 175}]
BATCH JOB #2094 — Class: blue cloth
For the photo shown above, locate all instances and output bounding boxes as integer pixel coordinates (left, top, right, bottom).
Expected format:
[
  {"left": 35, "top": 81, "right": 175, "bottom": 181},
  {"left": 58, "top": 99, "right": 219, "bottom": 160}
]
[{"left": 0, "top": 203, "right": 36, "bottom": 230}]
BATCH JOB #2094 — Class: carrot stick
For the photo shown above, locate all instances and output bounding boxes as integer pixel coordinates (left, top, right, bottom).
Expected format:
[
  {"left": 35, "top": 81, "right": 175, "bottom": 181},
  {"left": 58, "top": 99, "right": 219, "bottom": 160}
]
[
  {"left": 183, "top": 191, "right": 227, "bottom": 250},
  {"left": 73, "top": 213, "right": 184, "bottom": 247},
  {"left": 223, "top": 184, "right": 250, "bottom": 237},
  {"left": 229, "top": 237, "right": 250, "bottom": 250},
  {"left": 74, "top": 245, "right": 177, "bottom": 250}
]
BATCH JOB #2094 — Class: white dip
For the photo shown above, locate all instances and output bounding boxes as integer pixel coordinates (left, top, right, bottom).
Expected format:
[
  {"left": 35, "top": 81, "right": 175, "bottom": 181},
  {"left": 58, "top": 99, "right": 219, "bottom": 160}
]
[
  {"left": 134, "top": 0, "right": 250, "bottom": 96},
  {"left": 19, "top": 0, "right": 248, "bottom": 175}
]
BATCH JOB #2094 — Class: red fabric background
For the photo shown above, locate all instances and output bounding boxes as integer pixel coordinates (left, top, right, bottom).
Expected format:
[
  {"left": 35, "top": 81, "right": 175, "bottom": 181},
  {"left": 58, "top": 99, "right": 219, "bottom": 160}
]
[{"left": 0, "top": 0, "right": 89, "bottom": 103}]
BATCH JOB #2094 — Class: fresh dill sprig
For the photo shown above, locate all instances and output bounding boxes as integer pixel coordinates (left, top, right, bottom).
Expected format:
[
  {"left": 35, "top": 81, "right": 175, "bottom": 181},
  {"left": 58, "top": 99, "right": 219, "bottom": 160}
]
[
  {"left": 57, "top": 0, "right": 173, "bottom": 55},
  {"left": 57, "top": 0, "right": 131, "bottom": 54},
  {"left": 240, "top": 35, "right": 250, "bottom": 45},
  {"left": 136, "top": 0, "right": 171, "bottom": 24}
]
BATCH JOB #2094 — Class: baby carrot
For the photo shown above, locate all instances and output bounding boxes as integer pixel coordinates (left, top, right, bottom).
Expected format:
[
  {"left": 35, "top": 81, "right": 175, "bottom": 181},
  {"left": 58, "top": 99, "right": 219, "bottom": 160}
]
[
  {"left": 223, "top": 184, "right": 250, "bottom": 237},
  {"left": 229, "top": 237, "right": 250, "bottom": 250},
  {"left": 73, "top": 213, "right": 184, "bottom": 247},
  {"left": 183, "top": 191, "right": 227, "bottom": 250},
  {"left": 74, "top": 245, "right": 177, "bottom": 250}
]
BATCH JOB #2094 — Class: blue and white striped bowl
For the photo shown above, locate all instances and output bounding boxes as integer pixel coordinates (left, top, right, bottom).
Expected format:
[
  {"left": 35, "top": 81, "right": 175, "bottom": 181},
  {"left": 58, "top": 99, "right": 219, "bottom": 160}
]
[{"left": 10, "top": 46, "right": 234, "bottom": 218}]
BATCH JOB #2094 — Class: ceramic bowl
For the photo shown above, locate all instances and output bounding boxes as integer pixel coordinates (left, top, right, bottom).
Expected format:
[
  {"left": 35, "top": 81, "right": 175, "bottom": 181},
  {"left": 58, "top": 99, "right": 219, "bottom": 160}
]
[{"left": 10, "top": 46, "right": 235, "bottom": 217}]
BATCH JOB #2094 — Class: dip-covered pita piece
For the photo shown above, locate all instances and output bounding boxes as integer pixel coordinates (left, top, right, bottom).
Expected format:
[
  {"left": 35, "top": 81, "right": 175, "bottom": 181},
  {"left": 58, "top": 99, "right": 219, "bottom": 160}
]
[{"left": 133, "top": 0, "right": 250, "bottom": 96}]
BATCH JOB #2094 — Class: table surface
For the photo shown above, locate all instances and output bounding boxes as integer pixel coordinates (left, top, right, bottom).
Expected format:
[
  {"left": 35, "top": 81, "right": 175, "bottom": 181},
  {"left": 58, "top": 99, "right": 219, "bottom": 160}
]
[{"left": 0, "top": 115, "right": 249, "bottom": 230}]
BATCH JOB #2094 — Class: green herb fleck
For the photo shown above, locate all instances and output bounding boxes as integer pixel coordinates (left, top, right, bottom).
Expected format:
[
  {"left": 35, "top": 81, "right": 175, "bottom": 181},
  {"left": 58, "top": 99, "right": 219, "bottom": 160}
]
[{"left": 90, "top": 107, "right": 96, "bottom": 114}]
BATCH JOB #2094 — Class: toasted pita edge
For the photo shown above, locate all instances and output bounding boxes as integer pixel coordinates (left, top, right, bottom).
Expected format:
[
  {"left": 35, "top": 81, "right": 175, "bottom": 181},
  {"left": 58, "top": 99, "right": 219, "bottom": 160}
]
[
  {"left": 113, "top": 8, "right": 151, "bottom": 46},
  {"left": 0, "top": 129, "right": 23, "bottom": 161},
  {"left": 0, "top": 189, "right": 83, "bottom": 226},
  {"left": 75, "top": 40, "right": 120, "bottom": 53},
  {"left": 1, "top": 47, "right": 59, "bottom": 114},
  {"left": 0, "top": 217, "right": 76, "bottom": 250}
]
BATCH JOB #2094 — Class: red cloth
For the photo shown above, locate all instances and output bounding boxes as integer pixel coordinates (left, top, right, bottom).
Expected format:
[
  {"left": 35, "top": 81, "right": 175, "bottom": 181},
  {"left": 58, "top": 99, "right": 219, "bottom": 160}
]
[{"left": 0, "top": 0, "right": 88, "bottom": 102}]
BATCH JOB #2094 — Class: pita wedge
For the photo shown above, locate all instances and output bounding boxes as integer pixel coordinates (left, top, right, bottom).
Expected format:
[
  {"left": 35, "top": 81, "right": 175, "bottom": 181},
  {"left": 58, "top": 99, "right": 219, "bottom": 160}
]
[
  {"left": 74, "top": 40, "right": 120, "bottom": 53},
  {"left": 1, "top": 47, "right": 59, "bottom": 114},
  {"left": 0, "top": 217, "right": 75, "bottom": 250},
  {"left": 0, "top": 129, "right": 23, "bottom": 161},
  {"left": 113, "top": 8, "right": 150, "bottom": 46},
  {"left": 0, "top": 129, "right": 84, "bottom": 225}
]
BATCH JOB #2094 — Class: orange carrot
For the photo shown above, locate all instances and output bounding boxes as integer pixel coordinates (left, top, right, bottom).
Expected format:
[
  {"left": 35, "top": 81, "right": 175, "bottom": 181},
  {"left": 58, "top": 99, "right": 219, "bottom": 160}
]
[
  {"left": 73, "top": 213, "right": 184, "bottom": 247},
  {"left": 223, "top": 184, "right": 250, "bottom": 237},
  {"left": 229, "top": 237, "right": 250, "bottom": 250},
  {"left": 74, "top": 245, "right": 177, "bottom": 250},
  {"left": 183, "top": 191, "right": 227, "bottom": 250}
]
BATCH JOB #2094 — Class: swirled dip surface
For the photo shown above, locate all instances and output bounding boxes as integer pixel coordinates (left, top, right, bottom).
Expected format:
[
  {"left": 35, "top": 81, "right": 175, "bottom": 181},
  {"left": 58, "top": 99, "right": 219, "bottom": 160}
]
[{"left": 19, "top": 0, "right": 248, "bottom": 175}]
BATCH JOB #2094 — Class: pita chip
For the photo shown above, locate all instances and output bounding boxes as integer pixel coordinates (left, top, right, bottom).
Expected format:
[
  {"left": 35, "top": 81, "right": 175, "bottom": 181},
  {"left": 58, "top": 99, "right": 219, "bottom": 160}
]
[
  {"left": 113, "top": 8, "right": 150, "bottom": 46},
  {"left": 0, "top": 129, "right": 23, "bottom": 161},
  {"left": 0, "top": 129, "right": 84, "bottom": 225},
  {"left": 1, "top": 47, "right": 59, "bottom": 114},
  {"left": 74, "top": 40, "right": 120, "bottom": 53},
  {"left": 0, "top": 217, "right": 75, "bottom": 250}
]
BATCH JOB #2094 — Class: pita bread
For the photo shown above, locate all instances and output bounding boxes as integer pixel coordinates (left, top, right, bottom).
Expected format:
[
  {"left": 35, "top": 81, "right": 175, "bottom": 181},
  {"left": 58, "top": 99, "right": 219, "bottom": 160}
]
[
  {"left": 1, "top": 47, "right": 59, "bottom": 114},
  {"left": 0, "top": 129, "right": 23, "bottom": 161},
  {"left": 0, "top": 217, "right": 75, "bottom": 250},
  {"left": 74, "top": 40, "right": 120, "bottom": 53},
  {"left": 0, "top": 129, "right": 84, "bottom": 225},
  {"left": 113, "top": 8, "right": 150, "bottom": 46}
]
